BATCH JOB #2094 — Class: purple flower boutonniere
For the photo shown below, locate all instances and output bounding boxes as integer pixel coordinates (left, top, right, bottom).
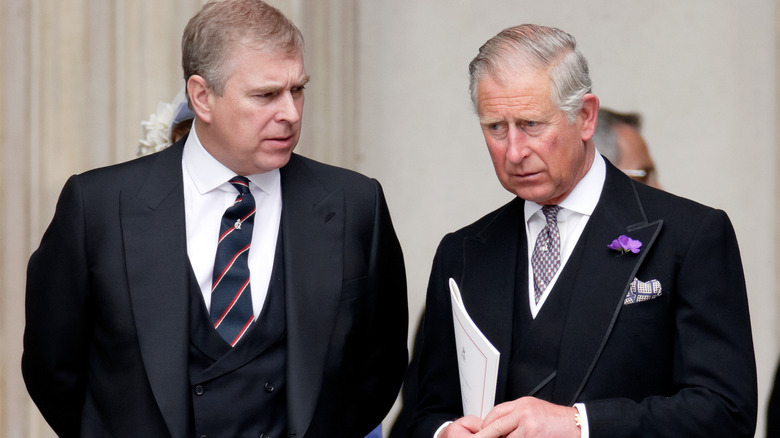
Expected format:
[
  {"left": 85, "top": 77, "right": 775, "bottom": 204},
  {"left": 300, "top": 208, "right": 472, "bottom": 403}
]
[{"left": 608, "top": 235, "right": 642, "bottom": 254}]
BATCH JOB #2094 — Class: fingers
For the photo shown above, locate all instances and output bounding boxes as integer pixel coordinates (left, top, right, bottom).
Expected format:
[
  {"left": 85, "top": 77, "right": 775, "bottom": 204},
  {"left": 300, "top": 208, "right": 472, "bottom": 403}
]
[
  {"left": 444, "top": 398, "right": 578, "bottom": 438},
  {"left": 477, "top": 397, "right": 580, "bottom": 438},
  {"left": 481, "top": 399, "right": 516, "bottom": 427},
  {"left": 441, "top": 415, "right": 485, "bottom": 437},
  {"left": 477, "top": 400, "right": 518, "bottom": 438},
  {"left": 457, "top": 415, "right": 484, "bottom": 433},
  {"left": 475, "top": 415, "right": 513, "bottom": 438}
]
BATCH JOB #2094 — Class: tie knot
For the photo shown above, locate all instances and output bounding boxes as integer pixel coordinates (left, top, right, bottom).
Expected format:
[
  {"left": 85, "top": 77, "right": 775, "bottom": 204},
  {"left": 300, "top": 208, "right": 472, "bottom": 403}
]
[
  {"left": 229, "top": 176, "right": 251, "bottom": 195},
  {"left": 542, "top": 205, "right": 561, "bottom": 226}
]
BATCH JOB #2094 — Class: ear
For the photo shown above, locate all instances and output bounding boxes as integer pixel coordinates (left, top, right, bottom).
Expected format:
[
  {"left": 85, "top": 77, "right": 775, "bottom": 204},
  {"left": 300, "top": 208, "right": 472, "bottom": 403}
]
[
  {"left": 578, "top": 93, "right": 599, "bottom": 142},
  {"left": 187, "top": 75, "right": 214, "bottom": 124}
]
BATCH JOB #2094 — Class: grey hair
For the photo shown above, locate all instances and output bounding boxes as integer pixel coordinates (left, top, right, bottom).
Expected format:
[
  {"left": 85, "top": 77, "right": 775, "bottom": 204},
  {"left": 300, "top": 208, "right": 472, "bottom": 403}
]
[
  {"left": 468, "top": 24, "right": 591, "bottom": 123},
  {"left": 593, "top": 108, "right": 642, "bottom": 164},
  {"left": 182, "top": 0, "right": 303, "bottom": 99}
]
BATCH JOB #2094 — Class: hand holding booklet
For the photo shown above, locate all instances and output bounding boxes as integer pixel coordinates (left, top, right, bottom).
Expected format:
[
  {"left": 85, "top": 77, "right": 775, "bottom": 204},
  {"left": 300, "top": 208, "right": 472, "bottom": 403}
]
[{"left": 449, "top": 278, "right": 500, "bottom": 419}]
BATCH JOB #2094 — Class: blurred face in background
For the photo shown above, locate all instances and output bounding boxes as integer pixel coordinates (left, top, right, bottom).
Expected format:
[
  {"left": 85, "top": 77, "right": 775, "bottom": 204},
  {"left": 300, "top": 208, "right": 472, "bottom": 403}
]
[{"left": 614, "top": 123, "right": 660, "bottom": 189}]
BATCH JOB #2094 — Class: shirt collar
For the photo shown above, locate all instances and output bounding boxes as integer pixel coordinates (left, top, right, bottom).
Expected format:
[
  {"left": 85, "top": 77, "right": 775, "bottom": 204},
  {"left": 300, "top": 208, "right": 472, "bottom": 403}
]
[
  {"left": 524, "top": 153, "right": 606, "bottom": 222},
  {"left": 183, "top": 121, "right": 281, "bottom": 196}
]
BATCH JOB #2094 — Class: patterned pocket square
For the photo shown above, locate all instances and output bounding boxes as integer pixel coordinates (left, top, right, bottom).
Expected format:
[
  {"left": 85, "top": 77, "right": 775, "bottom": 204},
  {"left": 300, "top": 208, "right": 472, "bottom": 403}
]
[{"left": 624, "top": 278, "right": 662, "bottom": 305}]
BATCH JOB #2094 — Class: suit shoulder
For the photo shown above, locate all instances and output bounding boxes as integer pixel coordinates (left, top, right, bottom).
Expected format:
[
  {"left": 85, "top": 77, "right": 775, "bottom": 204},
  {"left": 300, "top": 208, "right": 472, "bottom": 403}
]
[
  {"left": 76, "top": 146, "right": 173, "bottom": 184},
  {"left": 444, "top": 197, "right": 523, "bottom": 242},
  {"left": 606, "top": 161, "right": 727, "bottom": 224},
  {"left": 635, "top": 183, "right": 725, "bottom": 221},
  {"left": 62, "top": 144, "right": 182, "bottom": 204},
  {"left": 285, "top": 153, "right": 378, "bottom": 192},
  {"left": 287, "top": 153, "right": 371, "bottom": 180},
  {"left": 633, "top": 183, "right": 738, "bottom": 253}
]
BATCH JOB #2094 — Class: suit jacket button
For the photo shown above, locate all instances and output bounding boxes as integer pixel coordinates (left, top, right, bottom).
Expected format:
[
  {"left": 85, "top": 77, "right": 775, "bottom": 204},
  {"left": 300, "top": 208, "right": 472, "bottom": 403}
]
[
  {"left": 264, "top": 382, "right": 274, "bottom": 393},
  {"left": 194, "top": 385, "right": 205, "bottom": 396},
  {"left": 259, "top": 434, "right": 270, "bottom": 438}
]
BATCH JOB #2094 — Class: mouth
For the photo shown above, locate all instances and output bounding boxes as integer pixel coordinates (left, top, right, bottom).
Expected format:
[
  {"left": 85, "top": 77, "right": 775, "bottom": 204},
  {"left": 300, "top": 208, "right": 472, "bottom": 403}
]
[
  {"left": 513, "top": 170, "right": 541, "bottom": 179},
  {"left": 266, "top": 134, "right": 296, "bottom": 147}
]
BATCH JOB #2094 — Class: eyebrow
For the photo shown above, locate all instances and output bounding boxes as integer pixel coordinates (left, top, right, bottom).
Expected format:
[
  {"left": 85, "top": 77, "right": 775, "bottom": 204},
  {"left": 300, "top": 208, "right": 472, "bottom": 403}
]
[
  {"left": 248, "top": 75, "right": 311, "bottom": 95},
  {"left": 478, "top": 116, "right": 503, "bottom": 125}
]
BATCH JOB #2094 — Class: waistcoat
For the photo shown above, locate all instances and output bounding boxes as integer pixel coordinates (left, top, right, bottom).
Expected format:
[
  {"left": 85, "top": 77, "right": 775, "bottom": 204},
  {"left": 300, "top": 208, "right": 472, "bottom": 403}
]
[{"left": 188, "top": 232, "right": 288, "bottom": 438}]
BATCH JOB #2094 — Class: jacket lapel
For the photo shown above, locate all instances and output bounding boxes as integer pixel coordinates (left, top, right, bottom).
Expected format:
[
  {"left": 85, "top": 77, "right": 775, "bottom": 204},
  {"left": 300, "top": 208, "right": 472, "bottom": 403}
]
[
  {"left": 461, "top": 198, "right": 525, "bottom": 403},
  {"left": 554, "top": 163, "right": 663, "bottom": 405},
  {"left": 280, "top": 155, "right": 345, "bottom": 437},
  {"left": 122, "top": 143, "right": 191, "bottom": 437}
]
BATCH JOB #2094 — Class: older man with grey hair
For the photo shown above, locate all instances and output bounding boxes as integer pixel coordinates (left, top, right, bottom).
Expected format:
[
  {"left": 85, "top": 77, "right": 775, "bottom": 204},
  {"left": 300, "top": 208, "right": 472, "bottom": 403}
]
[{"left": 407, "top": 24, "right": 756, "bottom": 438}]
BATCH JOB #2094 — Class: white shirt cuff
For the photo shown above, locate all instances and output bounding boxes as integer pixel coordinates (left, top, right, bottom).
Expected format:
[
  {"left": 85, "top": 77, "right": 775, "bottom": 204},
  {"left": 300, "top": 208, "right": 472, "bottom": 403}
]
[
  {"left": 574, "top": 403, "right": 590, "bottom": 438},
  {"left": 433, "top": 421, "right": 452, "bottom": 438}
]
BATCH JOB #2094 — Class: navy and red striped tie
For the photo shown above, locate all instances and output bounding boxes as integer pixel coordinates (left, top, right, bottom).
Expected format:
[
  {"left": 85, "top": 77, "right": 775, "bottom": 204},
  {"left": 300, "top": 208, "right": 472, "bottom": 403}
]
[{"left": 210, "top": 176, "right": 255, "bottom": 346}]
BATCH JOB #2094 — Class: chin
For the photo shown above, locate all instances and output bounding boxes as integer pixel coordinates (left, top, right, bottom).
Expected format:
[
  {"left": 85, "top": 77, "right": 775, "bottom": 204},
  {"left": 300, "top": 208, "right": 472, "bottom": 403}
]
[
  {"left": 511, "top": 188, "right": 555, "bottom": 204},
  {"left": 255, "top": 153, "right": 293, "bottom": 173}
]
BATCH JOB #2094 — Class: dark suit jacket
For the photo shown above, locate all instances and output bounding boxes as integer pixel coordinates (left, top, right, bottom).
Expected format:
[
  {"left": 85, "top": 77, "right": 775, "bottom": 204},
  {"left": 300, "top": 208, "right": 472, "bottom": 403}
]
[
  {"left": 409, "top": 162, "right": 756, "bottom": 437},
  {"left": 22, "top": 141, "right": 408, "bottom": 438}
]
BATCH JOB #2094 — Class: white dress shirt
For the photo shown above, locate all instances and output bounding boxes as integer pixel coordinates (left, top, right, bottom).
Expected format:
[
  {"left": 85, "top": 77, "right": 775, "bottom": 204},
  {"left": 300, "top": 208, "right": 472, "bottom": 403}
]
[{"left": 182, "top": 121, "right": 282, "bottom": 319}]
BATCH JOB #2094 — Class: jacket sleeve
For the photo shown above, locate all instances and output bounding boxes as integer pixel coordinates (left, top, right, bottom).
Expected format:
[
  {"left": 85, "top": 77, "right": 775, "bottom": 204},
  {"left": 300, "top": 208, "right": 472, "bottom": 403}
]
[
  {"left": 22, "top": 175, "right": 91, "bottom": 438},
  {"left": 347, "top": 179, "right": 409, "bottom": 432},
  {"left": 409, "top": 234, "right": 465, "bottom": 437}
]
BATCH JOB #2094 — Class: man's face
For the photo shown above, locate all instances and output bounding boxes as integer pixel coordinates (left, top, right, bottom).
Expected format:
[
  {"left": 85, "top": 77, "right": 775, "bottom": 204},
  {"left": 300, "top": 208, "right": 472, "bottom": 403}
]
[
  {"left": 615, "top": 123, "right": 660, "bottom": 189},
  {"left": 476, "top": 69, "right": 596, "bottom": 205},
  {"left": 196, "top": 43, "right": 309, "bottom": 175}
]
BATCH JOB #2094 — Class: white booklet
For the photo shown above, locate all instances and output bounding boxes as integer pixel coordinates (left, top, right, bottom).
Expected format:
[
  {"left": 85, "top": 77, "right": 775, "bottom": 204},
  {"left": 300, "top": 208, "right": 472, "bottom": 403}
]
[{"left": 449, "top": 278, "right": 500, "bottom": 419}]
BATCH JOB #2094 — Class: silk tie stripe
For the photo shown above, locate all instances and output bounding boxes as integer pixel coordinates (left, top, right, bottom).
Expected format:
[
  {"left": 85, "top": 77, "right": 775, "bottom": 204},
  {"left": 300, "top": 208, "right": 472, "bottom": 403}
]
[
  {"left": 210, "top": 176, "right": 255, "bottom": 346},
  {"left": 212, "top": 278, "right": 251, "bottom": 328},
  {"left": 531, "top": 205, "right": 562, "bottom": 304},
  {"left": 212, "top": 244, "right": 251, "bottom": 290}
]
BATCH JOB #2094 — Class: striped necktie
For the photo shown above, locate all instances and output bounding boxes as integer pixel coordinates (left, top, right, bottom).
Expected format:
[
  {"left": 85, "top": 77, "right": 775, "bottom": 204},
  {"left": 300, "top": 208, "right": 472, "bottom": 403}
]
[{"left": 210, "top": 176, "right": 255, "bottom": 346}]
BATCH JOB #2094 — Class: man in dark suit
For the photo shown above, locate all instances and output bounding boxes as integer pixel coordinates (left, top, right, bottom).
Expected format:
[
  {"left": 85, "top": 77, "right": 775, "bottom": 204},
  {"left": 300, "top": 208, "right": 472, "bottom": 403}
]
[
  {"left": 22, "top": 1, "right": 407, "bottom": 437},
  {"left": 408, "top": 24, "right": 756, "bottom": 438}
]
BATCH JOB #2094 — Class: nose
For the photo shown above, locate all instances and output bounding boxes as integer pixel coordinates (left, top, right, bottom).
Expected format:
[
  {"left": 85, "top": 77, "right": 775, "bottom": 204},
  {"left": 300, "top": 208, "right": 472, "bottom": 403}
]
[
  {"left": 275, "top": 91, "right": 302, "bottom": 124},
  {"left": 505, "top": 125, "right": 530, "bottom": 164}
]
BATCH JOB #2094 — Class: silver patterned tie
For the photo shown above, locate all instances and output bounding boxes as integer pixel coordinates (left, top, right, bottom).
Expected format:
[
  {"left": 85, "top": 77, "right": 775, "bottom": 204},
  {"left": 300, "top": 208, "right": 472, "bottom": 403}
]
[{"left": 531, "top": 205, "right": 562, "bottom": 304}]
